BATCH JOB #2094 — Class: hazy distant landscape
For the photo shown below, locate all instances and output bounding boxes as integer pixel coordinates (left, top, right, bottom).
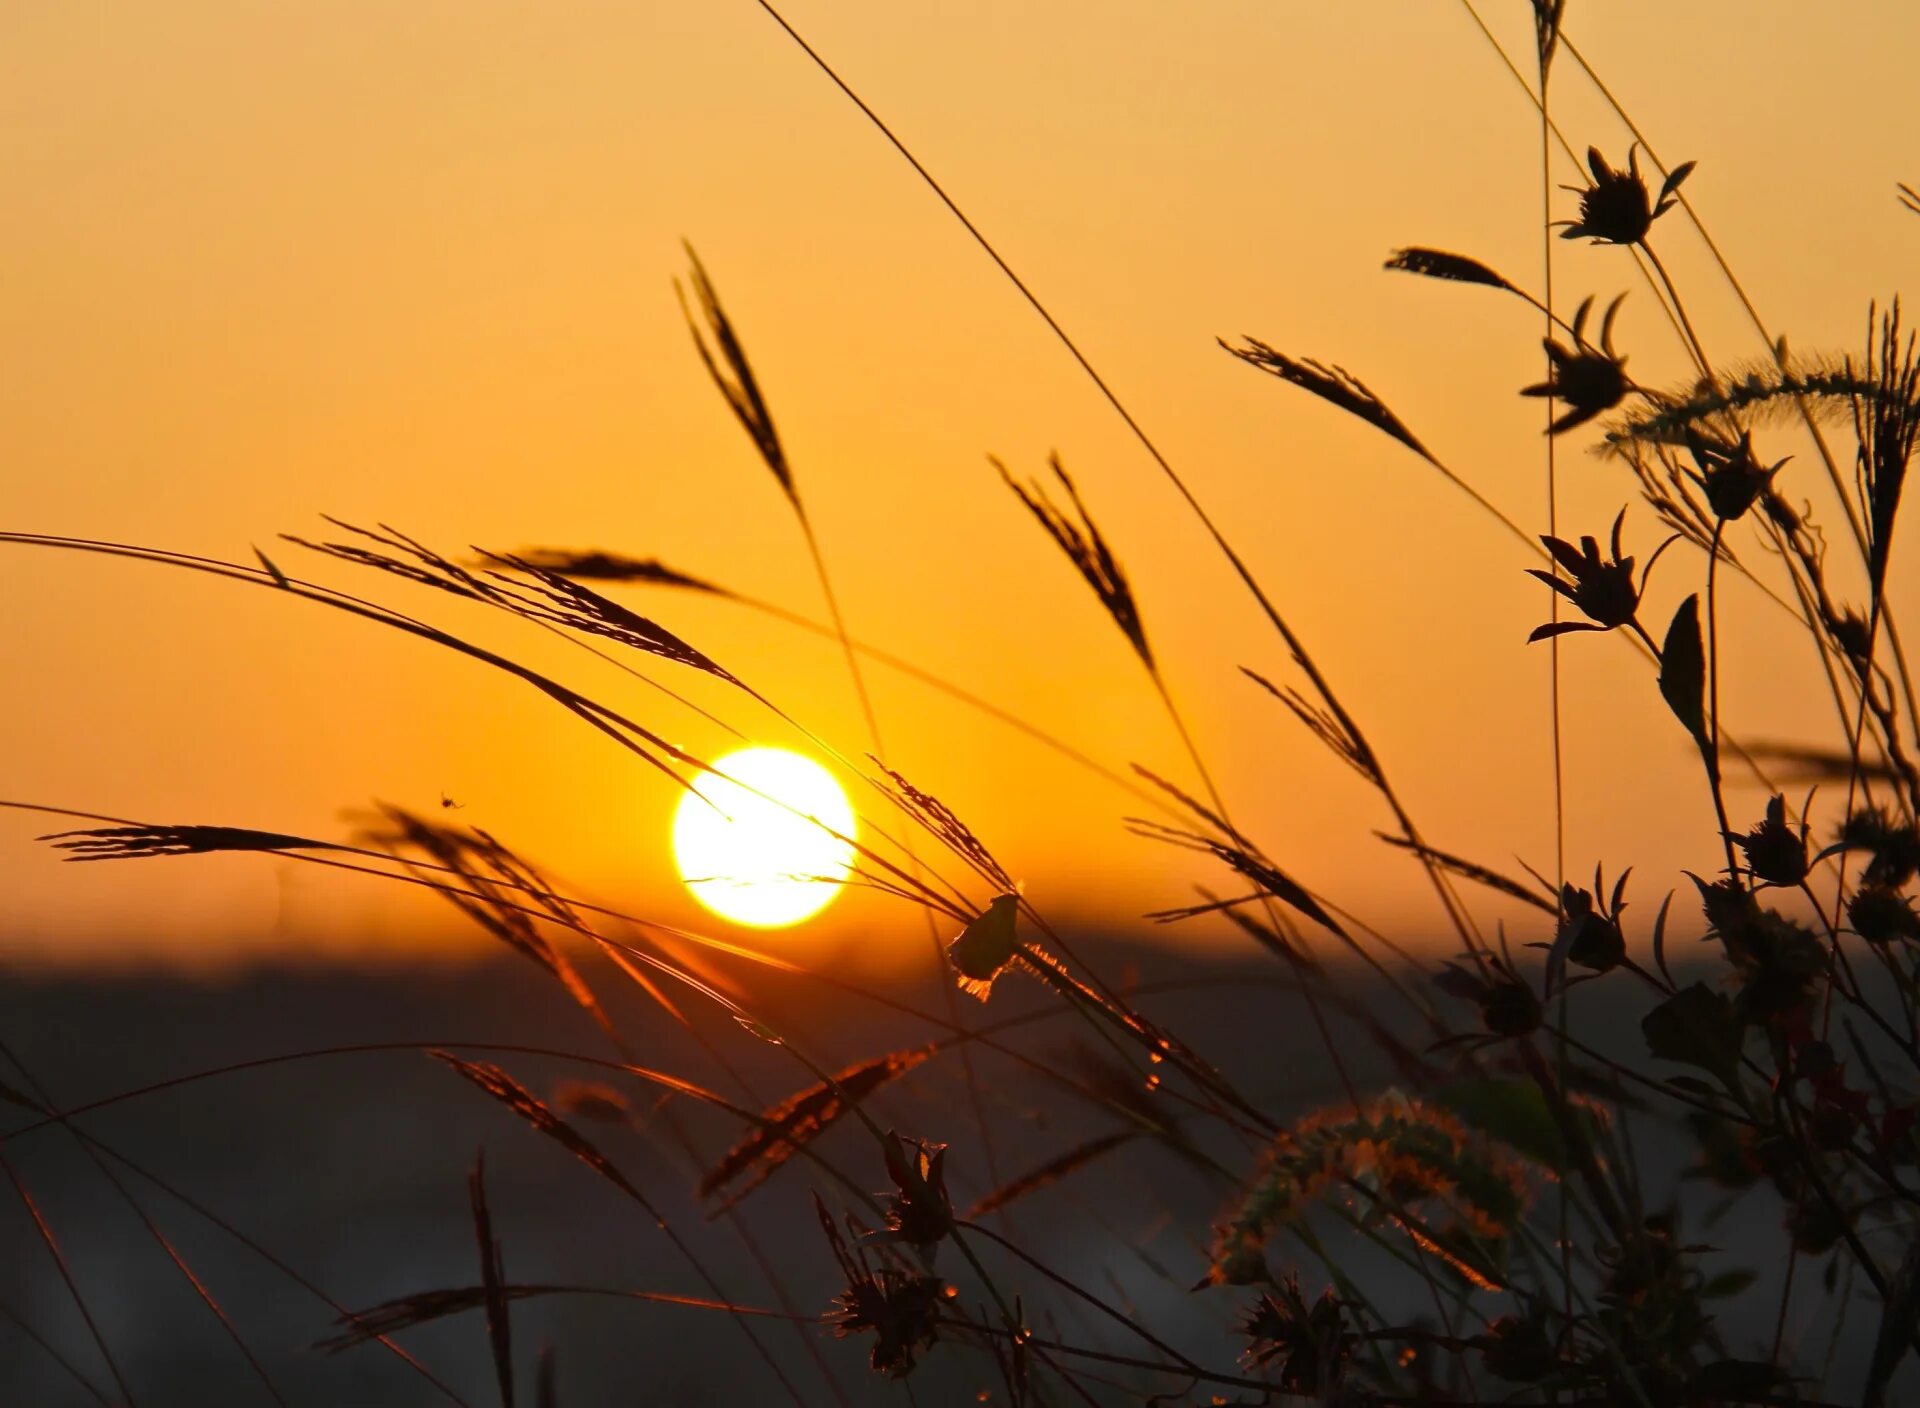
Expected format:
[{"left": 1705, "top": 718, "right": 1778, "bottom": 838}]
[
  {"left": 4, "top": 944, "right": 1887, "bottom": 1404},
  {"left": 5, "top": 943, "right": 1349, "bottom": 1405}
]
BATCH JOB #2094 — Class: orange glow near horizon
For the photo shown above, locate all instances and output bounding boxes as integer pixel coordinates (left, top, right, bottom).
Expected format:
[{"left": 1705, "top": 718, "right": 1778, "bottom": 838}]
[{"left": 5, "top": 3, "right": 1920, "bottom": 968}]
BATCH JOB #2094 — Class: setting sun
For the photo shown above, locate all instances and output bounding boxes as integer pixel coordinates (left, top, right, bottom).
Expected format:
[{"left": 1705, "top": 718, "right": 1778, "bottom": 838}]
[{"left": 671, "top": 747, "right": 856, "bottom": 928}]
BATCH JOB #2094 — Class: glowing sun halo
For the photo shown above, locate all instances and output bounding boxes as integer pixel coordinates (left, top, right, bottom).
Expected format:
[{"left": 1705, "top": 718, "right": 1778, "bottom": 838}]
[{"left": 672, "top": 747, "right": 856, "bottom": 928}]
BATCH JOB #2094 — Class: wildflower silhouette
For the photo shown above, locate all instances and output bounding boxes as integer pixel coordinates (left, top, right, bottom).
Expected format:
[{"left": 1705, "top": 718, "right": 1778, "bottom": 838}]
[
  {"left": 1728, "top": 795, "right": 1811, "bottom": 888},
  {"left": 1556, "top": 875, "right": 1628, "bottom": 974},
  {"left": 1435, "top": 958, "right": 1542, "bottom": 1041},
  {"left": 1521, "top": 294, "right": 1632, "bottom": 434},
  {"left": 1526, "top": 508, "right": 1675, "bottom": 645},
  {"left": 1481, "top": 1309, "right": 1560, "bottom": 1384},
  {"left": 817, "top": 1197, "right": 947, "bottom": 1377},
  {"left": 1557, "top": 145, "right": 1693, "bottom": 246},
  {"left": 1848, "top": 884, "right": 1920, "bottom": 946},
  {"left": 1688, "top": 875, "right": 1827, "bottom": 1021},
  {"left": 877, "top": 1132, "right": 954, "bottom": 1250},
  {"left": 1240, "top": 1279, "right": 1355, "bottom": 1394},
  {"left": 1684, "top": 429, "right": 1786, "bottom": 523},
  {"left": 1835, "top": 805, "right": 1920, "bottom": 887}
]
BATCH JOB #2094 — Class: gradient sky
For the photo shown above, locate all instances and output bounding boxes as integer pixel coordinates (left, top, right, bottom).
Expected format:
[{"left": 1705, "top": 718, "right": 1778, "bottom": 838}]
[{"left": 6, "top": 2, "right": 1919, "bottom": 968}]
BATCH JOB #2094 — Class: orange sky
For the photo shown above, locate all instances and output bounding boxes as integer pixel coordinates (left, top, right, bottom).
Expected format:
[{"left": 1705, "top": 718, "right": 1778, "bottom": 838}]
[{"left": 6, "top": 2, "right": 1919, "bottom": 969}]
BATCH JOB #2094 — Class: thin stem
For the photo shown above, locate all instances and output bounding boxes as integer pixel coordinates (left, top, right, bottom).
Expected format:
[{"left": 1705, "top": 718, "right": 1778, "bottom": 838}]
[
  {"left": 722, "top": 587, "right": 1172, "bottom": 813},
  {"left": 1145, "top": 665, "right": 1362, "bottom": 1108},
  {"left": 1536, "top": 33, "right": 1580, "bottom": 1348},
  {"left": 0, "top": 1296, "right": 114, "bottom": 1407},
  {"left": 957, "top": 1219, "right": 1212, "bottom": 1378},
  {"left": 0, "top": 1150, "right": 138, "bottom": 1406},
  {"left": 0, "top": 1043, "right": 288, "bottom": 1406},
  {"left": 746, "top": 0, "right": 1479, "bottom": 958},
  {"left": 73, "top": 1131, "right": 474, "bottom": 1404},
  {"left": 1641, "top": 240, "right": 1713, "bottom": 378},
  {"left": 1707, "top": 523, "right": 1741, "bottom": 879},
  {"left": 790, "top": 494, "right": 1010, "bottom": 1228}
]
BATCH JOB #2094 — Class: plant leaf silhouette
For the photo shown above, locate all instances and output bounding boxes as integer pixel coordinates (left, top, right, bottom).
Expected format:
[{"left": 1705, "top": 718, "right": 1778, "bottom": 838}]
[
  {"left": 1641, "top": 983, "right": 1741, "bottom": 1089},
  {"left": 1659, "top": 595, "right": 1709, "bottom": 749}
]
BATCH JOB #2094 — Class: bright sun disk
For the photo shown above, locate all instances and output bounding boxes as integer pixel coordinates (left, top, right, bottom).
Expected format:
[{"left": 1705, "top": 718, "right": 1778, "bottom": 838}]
[{"left": 672, "top": 747, "right": 856, "bottom": 928}]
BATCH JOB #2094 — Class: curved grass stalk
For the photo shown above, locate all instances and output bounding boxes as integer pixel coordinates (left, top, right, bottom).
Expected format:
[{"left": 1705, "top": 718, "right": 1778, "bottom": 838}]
[
  {"left": 678, "top": 245, "right": 1011, "bottom": 1213},
  {"left": 0, "top": 1153, "right": 138, "bottom": 1406},
  {"left": 4, "top": 795, "right": 1289, "bottom": 1157},
  {"left": 61, "top": 1129, "right": 474, "bottom": 1404},
  {"left": 1, "top": 531, "right": 989, "bottom": 934},
  {"left": 0, "top": 1043, "right": 289, "bottom": 1406},
  {"left": 0, "top": 1294, "right": 115, "bottom": 1407},
  {"left": 744, "top": 0, "right": 1485, "bottom": 965}
]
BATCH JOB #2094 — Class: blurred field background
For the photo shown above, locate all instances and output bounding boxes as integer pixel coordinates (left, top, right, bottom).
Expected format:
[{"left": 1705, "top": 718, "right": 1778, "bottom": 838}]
[{"left": 3, "top": 948, "right": 1858, "bottom": 1404}]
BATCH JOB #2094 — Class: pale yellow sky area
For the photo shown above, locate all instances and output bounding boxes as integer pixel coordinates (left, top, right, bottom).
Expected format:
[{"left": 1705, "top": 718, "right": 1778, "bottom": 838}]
[{"left": 5, "top": 2, "right": 1919, "bottom": 968}]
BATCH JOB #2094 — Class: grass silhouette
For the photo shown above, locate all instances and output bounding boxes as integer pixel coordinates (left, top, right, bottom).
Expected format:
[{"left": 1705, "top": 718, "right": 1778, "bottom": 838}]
[{"left": 9, "top": 2, "right": 1920, "bottom": 1404}]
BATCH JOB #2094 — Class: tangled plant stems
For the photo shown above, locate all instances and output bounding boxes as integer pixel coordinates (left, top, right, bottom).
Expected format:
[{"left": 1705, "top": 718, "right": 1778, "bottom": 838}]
[{"left": 13, "top": 3, "right": 1920, "bottom": 1405}]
